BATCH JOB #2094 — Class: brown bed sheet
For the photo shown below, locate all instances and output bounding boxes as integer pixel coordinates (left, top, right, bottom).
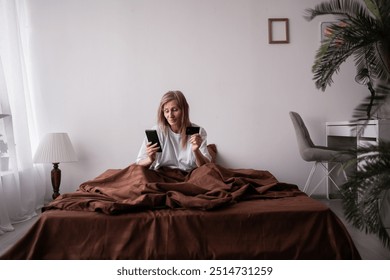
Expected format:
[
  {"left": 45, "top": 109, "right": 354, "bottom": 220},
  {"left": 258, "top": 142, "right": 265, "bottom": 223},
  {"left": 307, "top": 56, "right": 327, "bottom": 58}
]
[
  {"left": 0, "top": 163, "right": 361, "bottom": 260},
  {"left": 1, "top": 197, "right": 360, "bottom": 260}
]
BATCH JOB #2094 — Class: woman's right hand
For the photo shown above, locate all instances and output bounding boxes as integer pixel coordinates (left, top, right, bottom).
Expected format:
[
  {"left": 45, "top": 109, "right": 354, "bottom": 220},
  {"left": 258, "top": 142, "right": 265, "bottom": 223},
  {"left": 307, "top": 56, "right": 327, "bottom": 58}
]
[{"left": 146, "top": 142, "right": 160, "bottom": 162}]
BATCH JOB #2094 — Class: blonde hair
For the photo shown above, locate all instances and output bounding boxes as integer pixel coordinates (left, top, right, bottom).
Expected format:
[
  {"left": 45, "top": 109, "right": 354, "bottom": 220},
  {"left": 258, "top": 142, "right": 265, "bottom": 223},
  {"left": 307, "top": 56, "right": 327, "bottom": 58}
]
[{"left": 157, "top": 90, "right": 191, "bottom": 147}]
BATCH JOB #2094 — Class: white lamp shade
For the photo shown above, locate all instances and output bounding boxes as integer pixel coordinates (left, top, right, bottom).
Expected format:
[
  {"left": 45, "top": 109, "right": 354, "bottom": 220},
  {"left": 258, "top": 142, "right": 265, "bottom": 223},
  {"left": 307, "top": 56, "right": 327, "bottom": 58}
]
[{"left": 33, "top": 133, "right": 77, "bottom": 163}]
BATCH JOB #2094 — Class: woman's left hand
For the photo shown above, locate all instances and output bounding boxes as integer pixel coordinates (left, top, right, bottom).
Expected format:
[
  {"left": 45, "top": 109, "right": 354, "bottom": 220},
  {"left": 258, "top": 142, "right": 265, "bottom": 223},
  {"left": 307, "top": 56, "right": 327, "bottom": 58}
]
[{"left": 190, "top": 134, "right": 202, "bottom": 151}]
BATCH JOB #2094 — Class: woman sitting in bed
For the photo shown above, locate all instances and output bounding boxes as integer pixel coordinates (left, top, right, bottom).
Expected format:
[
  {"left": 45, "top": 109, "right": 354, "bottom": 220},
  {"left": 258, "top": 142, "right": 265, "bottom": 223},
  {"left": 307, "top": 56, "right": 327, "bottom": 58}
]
[{"left": 136, "top": 90, "right": 212, "bottom": 171}]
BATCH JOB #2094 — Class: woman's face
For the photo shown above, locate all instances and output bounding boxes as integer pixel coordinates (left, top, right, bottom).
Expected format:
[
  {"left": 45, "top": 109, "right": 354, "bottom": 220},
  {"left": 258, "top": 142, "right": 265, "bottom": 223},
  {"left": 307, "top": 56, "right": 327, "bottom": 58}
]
[{"left": 163, "top": 100, "right": 182, "bottom": 131}]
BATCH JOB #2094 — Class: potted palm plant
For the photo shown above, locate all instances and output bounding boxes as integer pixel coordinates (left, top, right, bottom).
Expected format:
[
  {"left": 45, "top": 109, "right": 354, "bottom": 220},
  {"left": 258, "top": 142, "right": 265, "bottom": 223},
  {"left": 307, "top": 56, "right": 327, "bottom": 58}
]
[{"left": 305, "top": 0, "right": 390, "bottom": 249}]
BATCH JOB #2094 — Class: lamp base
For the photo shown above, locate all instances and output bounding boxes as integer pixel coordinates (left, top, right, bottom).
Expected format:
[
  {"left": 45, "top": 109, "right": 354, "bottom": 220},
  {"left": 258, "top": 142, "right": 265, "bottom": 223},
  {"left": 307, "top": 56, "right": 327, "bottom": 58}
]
[{"left": 51, "top": 163, "right": 61, "bottom": 199}]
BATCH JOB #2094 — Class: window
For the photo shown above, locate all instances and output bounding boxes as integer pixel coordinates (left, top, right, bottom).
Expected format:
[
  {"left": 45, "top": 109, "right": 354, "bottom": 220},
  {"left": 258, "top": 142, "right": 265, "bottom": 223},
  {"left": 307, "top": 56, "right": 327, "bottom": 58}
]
[{"left": 0, "top": 113, "right": 11, "bottom": 174}]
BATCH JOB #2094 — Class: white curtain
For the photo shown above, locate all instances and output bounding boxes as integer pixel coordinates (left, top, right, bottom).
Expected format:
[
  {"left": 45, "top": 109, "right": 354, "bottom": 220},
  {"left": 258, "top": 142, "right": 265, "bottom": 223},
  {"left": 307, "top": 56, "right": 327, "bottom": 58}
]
[{"left": 0, "top": 0, "right": 45, "bottom": 235}]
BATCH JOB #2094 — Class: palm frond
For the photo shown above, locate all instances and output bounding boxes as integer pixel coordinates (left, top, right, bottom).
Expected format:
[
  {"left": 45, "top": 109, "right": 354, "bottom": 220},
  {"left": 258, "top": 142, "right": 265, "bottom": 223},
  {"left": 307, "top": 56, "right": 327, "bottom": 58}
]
[
  {"left": 312, "top": 19, "right": 386, "bottom": 90},
  {"left": 375, "top": 0, "right": 390, "bottom": 22},
  {"left": 341, "top": 140, "right": 390, "bottom": 249},
  {"left": 313, "top": 39, "right": 367, "bottom": 90},
  {"left": 305, "top": 0, "right": 390, "bottom": 91},
  {"left": 304, "top": 0, "right": 369, "bottom": 21},
  {"left": 363, "top": 0, "right": 381, "bottom": 19}
]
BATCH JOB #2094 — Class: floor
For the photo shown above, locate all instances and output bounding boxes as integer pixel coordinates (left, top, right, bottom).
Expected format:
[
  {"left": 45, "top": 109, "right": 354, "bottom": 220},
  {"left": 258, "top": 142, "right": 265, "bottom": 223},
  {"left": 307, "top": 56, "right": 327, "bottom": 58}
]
[
  {"left": 318, "top": 198, "right": 390, "bottom": 260},
  {"left": 0, "top": 199, "right": 389, "bottom": 259},
  {"left": 0, "top": 215, "right": 39, "bottom": 257}
]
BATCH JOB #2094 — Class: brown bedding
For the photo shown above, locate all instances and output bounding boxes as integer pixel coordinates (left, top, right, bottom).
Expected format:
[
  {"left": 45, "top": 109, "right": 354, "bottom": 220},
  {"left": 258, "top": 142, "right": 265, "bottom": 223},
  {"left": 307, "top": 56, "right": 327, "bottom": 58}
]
[
  {"left": 42, "top": 163, "right": 298, "bottom": 214},
  {"left": 0, "top": 163, "right": 361, "bottom": 260}
]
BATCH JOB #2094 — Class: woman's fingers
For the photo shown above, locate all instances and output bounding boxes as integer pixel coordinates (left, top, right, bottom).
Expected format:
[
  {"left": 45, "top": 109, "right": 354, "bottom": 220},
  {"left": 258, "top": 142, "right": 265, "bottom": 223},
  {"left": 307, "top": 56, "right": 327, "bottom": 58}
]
[
  {"left": 190, "top": 134, "right": 202, "bottom": 149},
  {"left": 146, "top": 142, "right": 160, "bottom": 158}
]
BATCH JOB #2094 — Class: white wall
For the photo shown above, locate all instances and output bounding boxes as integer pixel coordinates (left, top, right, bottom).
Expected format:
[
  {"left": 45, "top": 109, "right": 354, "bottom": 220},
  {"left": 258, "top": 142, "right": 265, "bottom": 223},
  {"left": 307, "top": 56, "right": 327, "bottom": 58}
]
[{"left": 24, "top": 0, "right": 367, "bottom": 200}]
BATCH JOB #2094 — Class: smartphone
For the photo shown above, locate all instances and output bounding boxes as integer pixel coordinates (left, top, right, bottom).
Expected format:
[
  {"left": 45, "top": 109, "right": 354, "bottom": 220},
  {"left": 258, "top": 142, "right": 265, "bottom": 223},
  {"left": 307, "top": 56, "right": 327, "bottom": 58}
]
[
  {"left": 145, "top": 130, "right": 162, "bottom": 152},
  {"left": 186, "top": 126, "right": 200, "bottom": 135}
]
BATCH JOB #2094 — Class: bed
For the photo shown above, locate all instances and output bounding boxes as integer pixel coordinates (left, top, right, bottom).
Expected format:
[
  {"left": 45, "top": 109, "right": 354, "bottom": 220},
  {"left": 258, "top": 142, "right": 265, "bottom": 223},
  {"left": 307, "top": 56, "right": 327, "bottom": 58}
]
[{"left": 0, "top": 146, "right": 361, "bottom": 260}]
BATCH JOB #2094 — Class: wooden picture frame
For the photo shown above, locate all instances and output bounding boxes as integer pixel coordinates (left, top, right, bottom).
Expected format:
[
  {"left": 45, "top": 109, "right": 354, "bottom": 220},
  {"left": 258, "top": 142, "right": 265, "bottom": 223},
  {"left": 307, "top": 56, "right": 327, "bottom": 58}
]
[{"left": 268, "top": 18, "right": 290, "bottom": 44}]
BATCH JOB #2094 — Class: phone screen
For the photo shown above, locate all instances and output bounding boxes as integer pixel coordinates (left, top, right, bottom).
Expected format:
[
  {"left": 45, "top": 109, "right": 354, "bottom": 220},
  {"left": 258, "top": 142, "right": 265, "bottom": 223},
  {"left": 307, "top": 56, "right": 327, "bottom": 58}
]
[{"left": 145, "top": 130, "right": 162, "bottom": 152}]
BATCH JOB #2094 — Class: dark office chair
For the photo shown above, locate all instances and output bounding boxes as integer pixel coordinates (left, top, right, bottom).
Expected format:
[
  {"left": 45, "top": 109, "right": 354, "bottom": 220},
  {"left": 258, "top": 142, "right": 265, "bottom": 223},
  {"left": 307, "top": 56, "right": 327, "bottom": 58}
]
[{"left": 289, "top": 111, "right": 350, "bottom": 198}]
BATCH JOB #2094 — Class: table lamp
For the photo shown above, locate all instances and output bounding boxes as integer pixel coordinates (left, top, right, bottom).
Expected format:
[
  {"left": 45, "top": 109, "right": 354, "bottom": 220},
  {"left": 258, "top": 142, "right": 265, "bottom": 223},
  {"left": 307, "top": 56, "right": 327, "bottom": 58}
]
[{"left": 33, "top": 133, "right": 77, "bottom": 199}]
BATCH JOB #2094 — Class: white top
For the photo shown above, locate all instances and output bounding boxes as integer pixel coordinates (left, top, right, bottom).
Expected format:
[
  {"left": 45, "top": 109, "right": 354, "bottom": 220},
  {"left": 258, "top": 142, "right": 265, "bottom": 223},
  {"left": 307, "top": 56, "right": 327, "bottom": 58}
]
[{"left": 136, "top": 124, "right": 212, "bottom": 171}]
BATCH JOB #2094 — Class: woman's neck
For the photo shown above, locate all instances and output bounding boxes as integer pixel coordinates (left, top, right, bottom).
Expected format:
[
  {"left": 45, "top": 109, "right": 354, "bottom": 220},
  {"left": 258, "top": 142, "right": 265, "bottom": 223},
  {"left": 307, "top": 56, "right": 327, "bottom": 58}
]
[{"left": 170, "top": 125, "right": 181, "bottom": 134}]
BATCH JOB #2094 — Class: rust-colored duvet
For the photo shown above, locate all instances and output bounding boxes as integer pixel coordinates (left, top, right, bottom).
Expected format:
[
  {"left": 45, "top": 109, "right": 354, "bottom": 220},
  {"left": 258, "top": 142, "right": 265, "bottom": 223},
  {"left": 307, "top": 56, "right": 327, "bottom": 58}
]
[{"left": 0, "top": 163, "right": 361, "bottom": 259}]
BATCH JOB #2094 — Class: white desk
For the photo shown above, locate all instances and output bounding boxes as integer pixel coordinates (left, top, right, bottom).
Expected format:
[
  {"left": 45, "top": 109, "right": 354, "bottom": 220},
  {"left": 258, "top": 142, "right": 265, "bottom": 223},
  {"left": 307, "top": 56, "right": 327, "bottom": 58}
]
[
  {"left": 325, "top": 119, "right": 390, "bottom": 196},
  {"left": 327, "top": 119, "right": 390, "bottom": 145}
]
